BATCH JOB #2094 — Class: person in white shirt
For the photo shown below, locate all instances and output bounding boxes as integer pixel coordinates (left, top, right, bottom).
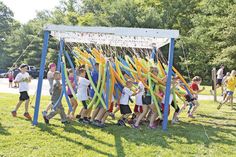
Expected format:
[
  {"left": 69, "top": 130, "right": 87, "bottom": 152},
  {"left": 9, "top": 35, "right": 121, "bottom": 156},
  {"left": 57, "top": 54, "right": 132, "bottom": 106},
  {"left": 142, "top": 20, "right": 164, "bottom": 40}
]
[
  {"left": 77, "top": 68, "right": 90, "bottom": 123},
  {"left": 133, "top": 81, "right": 145, "bottom": 120},
  {"left": 117, "top": 80, "right": 138, "bottom": 126},
  {"left": 11, "top": 64, "right": 32, "bottom": 120},
  {"left": 216, "top": 65, "right": 224, "bottom": 95}
]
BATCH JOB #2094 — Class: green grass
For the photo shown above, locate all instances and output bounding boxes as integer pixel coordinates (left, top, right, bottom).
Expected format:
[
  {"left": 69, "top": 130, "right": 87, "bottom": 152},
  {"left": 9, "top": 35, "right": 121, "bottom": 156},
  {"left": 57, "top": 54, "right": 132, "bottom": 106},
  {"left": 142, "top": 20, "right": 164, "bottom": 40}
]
[
  {"left": 199, "top": 85, "right": 236, "bottom": 97},
  {"left": 0, "top": 93, "right": 236, "bottom": 157}
]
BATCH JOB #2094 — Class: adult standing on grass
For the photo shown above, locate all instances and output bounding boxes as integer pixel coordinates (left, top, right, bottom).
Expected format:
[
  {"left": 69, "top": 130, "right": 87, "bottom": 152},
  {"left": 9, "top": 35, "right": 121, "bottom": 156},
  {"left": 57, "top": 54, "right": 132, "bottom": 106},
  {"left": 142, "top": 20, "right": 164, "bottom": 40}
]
[
  {"left": 11, "top": 64, "right": 32, "bottom": 120},
  {"left": 216, "top": 65, "right": 225, "bottom": 95}
]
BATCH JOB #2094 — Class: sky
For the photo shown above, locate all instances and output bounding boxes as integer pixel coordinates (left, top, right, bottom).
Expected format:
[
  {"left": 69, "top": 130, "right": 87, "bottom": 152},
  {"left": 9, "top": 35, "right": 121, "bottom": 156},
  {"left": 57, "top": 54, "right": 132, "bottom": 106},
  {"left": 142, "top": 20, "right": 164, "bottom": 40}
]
[{"left": 1, "top": 0, "right": 60, "bottom": 23}]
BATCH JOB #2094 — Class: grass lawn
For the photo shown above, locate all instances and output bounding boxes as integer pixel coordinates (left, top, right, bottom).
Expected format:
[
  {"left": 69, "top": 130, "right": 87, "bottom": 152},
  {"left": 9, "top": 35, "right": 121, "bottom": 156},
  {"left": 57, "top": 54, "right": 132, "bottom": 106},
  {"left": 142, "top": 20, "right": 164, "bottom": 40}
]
[
  {"left": 200, "top": 85, "right": 236, "bottom": 97},
  {"left": 0, "top": 92, "right": 236, "bottom": 157}
]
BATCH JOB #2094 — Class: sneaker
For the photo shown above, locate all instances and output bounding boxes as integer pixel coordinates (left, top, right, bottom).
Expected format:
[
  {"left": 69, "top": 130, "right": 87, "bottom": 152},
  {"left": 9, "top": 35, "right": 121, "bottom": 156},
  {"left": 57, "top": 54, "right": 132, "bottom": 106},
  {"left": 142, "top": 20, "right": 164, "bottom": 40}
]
[
  {"left": 83, "top": 118, "right": 90, "bottom": 124},
  {"left": 42, "top": 111, "right": 47, "bottom": 116},
  {"left": 97, "top": 123, "right": 106, "bottom": 128},
  {"left": 24, "top": 112, "right": 32, "bottom": 120},
  {"left": 61, "top": 121, "right": 70, "bottom": 125},
  {"left": 11, "top": 111, "right": 17, "bottom": 117},
  {"left": 76, "top": 115, "right": 81, "bottom": 119},
  {"left": 78, "top": 118, "right": 83, "bottom": 123},
  {"left": 131, "top": 124, "right": 140, "bottom": 129},
  {"left": 109, "top": 112, "right": 115, "bottom": 120},
  {"left": 188, "top": 114, "right": 195, "bottom": 118},
  {"left": 148, "top": 125, "right": 157, "bottom": 129},
  {"left": 117, "top": 119, "right": 126, "bottom": 126},
  {"left": 43, "top": 116, "right": 49, "bottom": 124}
]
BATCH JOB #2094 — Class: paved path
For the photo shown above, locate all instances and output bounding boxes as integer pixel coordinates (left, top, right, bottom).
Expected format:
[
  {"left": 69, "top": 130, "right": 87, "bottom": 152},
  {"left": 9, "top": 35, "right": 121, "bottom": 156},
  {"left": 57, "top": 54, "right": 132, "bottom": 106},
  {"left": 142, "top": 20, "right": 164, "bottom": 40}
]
[{"left": 0, "top": 78, "right": 235, "bottom": 101}]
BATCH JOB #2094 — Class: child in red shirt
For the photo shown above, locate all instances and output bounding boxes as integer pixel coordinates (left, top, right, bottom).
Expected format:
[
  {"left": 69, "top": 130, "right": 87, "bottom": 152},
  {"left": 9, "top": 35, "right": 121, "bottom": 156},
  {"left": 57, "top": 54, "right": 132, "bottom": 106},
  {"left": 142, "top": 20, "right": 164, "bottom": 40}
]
[{"left": 188, "top": 76, "right": 205, "bottom": 118}]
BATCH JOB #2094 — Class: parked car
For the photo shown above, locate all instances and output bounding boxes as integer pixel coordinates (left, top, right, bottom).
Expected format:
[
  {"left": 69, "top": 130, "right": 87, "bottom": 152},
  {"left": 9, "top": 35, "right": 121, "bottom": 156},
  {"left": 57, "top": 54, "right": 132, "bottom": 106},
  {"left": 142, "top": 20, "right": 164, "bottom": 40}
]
[{"left": 27, "top": 66, "right": 47, "bottom": 79}]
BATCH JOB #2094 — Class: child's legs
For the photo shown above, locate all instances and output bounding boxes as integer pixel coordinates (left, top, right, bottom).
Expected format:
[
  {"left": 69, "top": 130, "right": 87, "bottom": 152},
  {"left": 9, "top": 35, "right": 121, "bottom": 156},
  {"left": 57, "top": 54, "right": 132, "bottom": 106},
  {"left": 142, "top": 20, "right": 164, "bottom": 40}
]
[
  {"left": 14, "top": 101, "right": 23, "bottom": 111},
  {"left": 178, "top": 102, "right": 187, "bottom": 116},
  {"left": 45, "top": 103, "right": 53, "bottom": 112},
  {"left": 91, "top": 107, "right": 100, "bottom": 121},
  {"left": 190, "top": 100, "right": 200, "bottom": 115},
  {"left": 71, "top": 98, "right": 78, "bottom": 116},
  {"left": 81, "top": 101, "right": 88, "bottom": 119},
  {"left": 58, "top": 105, "right": 67, "bottom": 122},
  {"left": 46, "top": 107, "right": 60, "bottom": 120},
  {"left": 96, "top": 108, "right": 106, "bottom": 121},
  {"left": 101, "top": 111, "right": 109, "bottom": 124},
  {"left": 24, "top": 99, "right": 30, "bottom": 113},
  {"left": 135, "top": 105, "right": 148, "bottom": 126},
  {"left": 149, "top": 104, "right": 157, "bottom": 126}
]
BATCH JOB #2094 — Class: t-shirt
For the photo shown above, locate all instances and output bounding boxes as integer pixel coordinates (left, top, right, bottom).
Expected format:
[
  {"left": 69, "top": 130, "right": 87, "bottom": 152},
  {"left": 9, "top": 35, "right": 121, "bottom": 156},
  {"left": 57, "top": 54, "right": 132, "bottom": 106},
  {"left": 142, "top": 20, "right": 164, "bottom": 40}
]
[
  {"left": 67, "top": 76, "right": 75, "bottom": 95},
  {"left": 135, "top": 82, "right": 145, "bottom": 106},
  {"left": 217, "top": 68, "right": 224, "bottom": 79},
  {"left": 51, "top": 80, "right": 62, "bottom": 104},
  {"left": 77, "top": 77, "right": 90, "bottom": 101},
  {"left": 190, "top": 82, "right": 199, "bottom": 91},
  {"left": 226, "top": 76, "right": 236, "bottom": 92},
  {"left": 161, "top": 94, "right": 173, "bottom": 104},
  {"left": 47, "top": 71, "right": 54, "bottom": 95},
  {"left": 120, "top": 87, "right": 133, "bottom": 105},
  {"left": 14, "top": 72, "right": 30, "bottom": 92}
]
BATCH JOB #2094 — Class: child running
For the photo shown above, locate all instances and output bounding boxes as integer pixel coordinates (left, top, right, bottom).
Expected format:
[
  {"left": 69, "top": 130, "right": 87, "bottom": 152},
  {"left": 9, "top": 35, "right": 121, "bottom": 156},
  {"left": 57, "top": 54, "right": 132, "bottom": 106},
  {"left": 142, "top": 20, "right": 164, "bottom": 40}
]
[
  {"left": 66, "top": 69, "right": 78, "bottom": 120},
  {"left": 117, "top": 80, "right": 138, "bottom": 126},
  {"left": 42, "top": 63, "right": 56, "bottom": 116},
  {"left": 8, "top": 70, "right": 14, "bottom": 88},
  {"left": 188, "top": 76, "right": 205, "bottom": 118},
  {"left": 77, "top": 68, "right": 90, "bottom": 124},
  {"left": 11, "top": 64, "right": 32, "bottom": 120},
  {"left": 218, "top": 70, "right": 236, "bottom": 110},
  {"left": 43, "top": 71, "right": 68, "bottom": 124}
]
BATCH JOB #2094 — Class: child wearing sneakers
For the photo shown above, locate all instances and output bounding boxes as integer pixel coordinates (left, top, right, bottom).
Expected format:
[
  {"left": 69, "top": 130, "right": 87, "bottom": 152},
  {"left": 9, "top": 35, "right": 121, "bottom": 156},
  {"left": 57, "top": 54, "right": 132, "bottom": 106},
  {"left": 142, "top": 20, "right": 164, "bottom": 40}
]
[
  {"left": 43, "top": 71, "right": 68, "bottom": 124},
  {"left": 77, "top": 68, "right": 91, "bottom": 124},
  {"left": 117, "top": 80, "right": 138, "bottom": 126},
  {"left": 66, "top": 69, "right": 78, "bottom": 120},
  {"left": 11, "top": 64, "right": 32, "bottom": 120},
  {"left": 133, "top": 80, "right": 145, "bottom": 121},
  {"left": 218, "top": 70, "right": 236, "bottom": 110},
  {"left": 188, "top": 76, "right": 205, "bottom": 118}
]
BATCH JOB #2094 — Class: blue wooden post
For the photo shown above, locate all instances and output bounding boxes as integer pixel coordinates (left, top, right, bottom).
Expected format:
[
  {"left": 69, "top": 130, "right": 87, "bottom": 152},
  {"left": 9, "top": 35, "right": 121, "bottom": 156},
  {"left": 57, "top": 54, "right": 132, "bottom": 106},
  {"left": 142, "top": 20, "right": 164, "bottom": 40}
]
[
  {"left": 57, "top": 38, "right": 64, "bottom": 71},
  {"left": 32, "top": 31, "right": 50, "bottom": 125},
  {"left": 162, "top": 38, "right": 175, "bottom": 131}
]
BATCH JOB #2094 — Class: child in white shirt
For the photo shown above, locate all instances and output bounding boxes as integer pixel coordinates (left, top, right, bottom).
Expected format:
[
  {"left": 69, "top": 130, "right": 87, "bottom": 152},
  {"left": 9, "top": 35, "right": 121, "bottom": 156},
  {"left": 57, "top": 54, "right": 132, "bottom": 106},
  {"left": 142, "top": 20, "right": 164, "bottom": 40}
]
[
  {"left": 117, "top": 80, "right": 138, "bottom": 126},
  {"left": 77, "top": 68, "right": 90, "bottom": 123},
  {"left": 11, "top": 64, "right": 32, "bottom": 120}
]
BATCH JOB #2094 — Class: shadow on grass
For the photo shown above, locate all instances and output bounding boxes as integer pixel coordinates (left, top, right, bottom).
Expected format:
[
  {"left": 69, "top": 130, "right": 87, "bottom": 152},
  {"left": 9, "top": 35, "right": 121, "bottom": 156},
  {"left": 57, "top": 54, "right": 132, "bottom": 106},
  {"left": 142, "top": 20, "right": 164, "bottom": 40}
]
[
  {"left": 198, "top": 113, "right": 236, "bottom": 121},
  {"left": 0, "top": 122, "right": 11, "bottom": 135},
  {"left": 34, "top": 116, "right": 236, "bottom": 157},
  {"left": 36, "top": 122, "right": 115, "bottom": 157}
]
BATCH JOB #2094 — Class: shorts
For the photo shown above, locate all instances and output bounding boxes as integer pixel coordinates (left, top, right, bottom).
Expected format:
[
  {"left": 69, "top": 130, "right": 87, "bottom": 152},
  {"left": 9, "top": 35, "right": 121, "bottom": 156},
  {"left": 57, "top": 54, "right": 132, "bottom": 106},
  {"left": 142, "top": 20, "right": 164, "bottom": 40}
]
[
  {"left": 68, "top": 94, "right": 73, "bottom": 98},
  {"left": 217, "top": 79, "right": 222, "bottom": 86},
  {"left": 108, "top": 102, "right": 114, "bottom": 112},
  {"left": 142, "top": 96, "right": 152, "bottom": 105},
  {"left": 161, "top": 103, "right": 170, "bottom": 115},
  {"left": 120, "top": 104, "right": 132, "bottom": 114},
  {"left": 82, "top": 100, "right": 88, "bottom": 109},
  {"left": 9, "top": 80, "right": 13, "bottom": 82},
  {"left": 184, "top": 95, "right": 196, "bottom": 102},
  {"left": 19, "top": 91, "right": 29, "bottom": 101},
  {"left": 226, "top": 91, "right": 234, "bottom": 96},
  {"left": 134, "top": 105, "right": 143, "bottom": 113}
]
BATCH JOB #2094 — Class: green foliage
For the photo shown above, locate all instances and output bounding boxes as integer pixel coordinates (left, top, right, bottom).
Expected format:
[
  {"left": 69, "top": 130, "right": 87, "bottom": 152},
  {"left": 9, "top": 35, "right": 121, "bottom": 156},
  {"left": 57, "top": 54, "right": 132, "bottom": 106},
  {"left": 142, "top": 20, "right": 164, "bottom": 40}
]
[{"left": 0, "top": 0, "right": 235, "bottom": 84}]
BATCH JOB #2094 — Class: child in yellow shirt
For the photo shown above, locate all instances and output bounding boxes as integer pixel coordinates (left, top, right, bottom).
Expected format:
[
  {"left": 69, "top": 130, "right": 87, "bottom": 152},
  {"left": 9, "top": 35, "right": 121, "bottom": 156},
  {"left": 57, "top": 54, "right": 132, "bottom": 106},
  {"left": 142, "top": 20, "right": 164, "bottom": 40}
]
[{"left": 218, "top": 70, "right": 236, "bottom": 110}]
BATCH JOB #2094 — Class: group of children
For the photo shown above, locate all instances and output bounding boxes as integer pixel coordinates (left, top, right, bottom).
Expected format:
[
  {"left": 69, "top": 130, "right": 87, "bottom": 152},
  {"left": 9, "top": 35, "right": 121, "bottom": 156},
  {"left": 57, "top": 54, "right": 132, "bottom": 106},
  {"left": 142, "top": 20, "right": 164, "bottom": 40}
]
[{"left": 12, "top": 62, "right": 236, "bottom": 129}]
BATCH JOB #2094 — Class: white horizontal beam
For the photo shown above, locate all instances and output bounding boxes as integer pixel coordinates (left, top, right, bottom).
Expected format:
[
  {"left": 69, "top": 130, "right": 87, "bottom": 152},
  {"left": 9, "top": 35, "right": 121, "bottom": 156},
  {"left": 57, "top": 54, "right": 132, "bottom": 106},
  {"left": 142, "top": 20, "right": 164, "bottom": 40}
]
[{"left": 44, "top": 24, "right": 179, "bottom": 38}]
